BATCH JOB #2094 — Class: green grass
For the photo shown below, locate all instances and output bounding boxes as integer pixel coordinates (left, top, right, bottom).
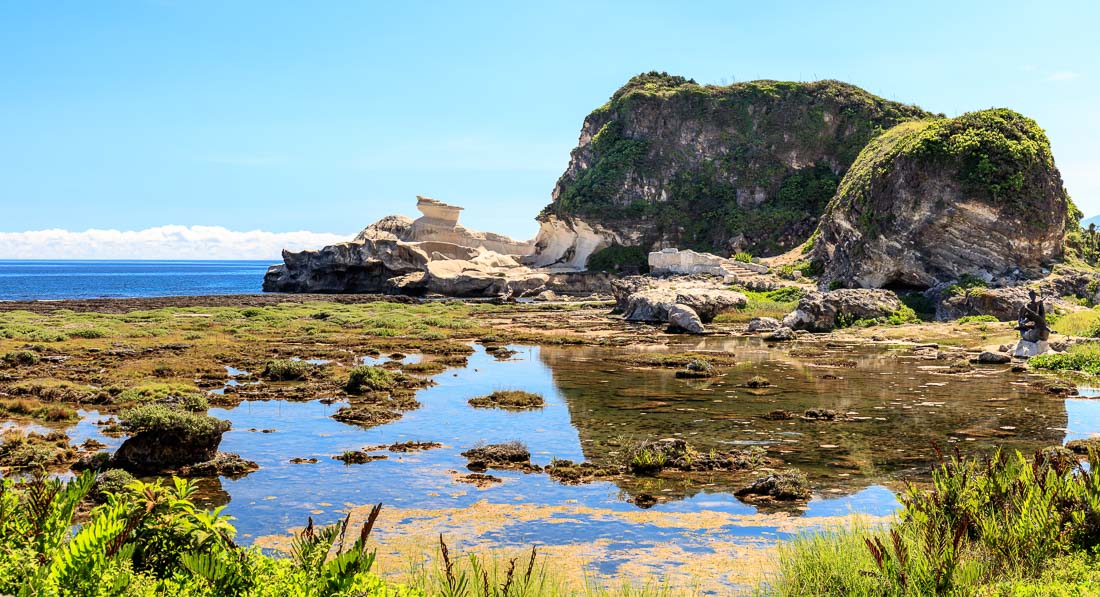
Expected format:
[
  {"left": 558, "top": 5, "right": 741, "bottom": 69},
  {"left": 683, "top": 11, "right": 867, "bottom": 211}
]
[
  {"left": 956, "top": 314, "right": 1000, "bottom": 324},
  {"left": 119, "top": 404, "right": 226, "bottom": 437},
  {"left": 714, "top": 287, "right": 803, "bottom": 323},
  {"left": 261, "top": 358, "right": 312, "bottom": 381},
  {"left": 1051, "top": 308, "right": 1100, "bottom": 337},
  {"left": 1030, "top": 343, "right": 1100, "bottom": 375},
  {"left": 765, "top": 449, "right": 1100, "bottom": 595}
]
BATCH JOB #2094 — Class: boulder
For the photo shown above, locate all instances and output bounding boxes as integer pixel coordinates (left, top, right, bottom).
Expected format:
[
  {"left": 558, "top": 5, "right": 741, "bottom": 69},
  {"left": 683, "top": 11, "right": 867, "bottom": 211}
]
[
  {"left": 649, "top": 249, "right": 730, "bottom": 277},
  {"left": 112, "top": 419, "right": 231, "bottom": 476},
  {"left": 622, "top": 289, "right": 678, "bottom": 322},
  {"left": 782, "top": 289, "right": 903, "bottom": 332},
  {"left": 937, "top": 286, "right": 1033, "bottom": 321},
  {"left": 1013, "top": 340, "right": 1051, "bottom": 358},
  {"left": 611, "top": 276, "right": 654, "bottom": 311},
  {"left": 674, "top": 289, "right": 748, "bottom": 323},
  {"left": 667, "top": 304, "right": 705, "bottom": 334},
  {"left": 977, "top": 351, "right": 1012, "bottom": 364},
  {"left": 765, "top": 326, "right": 796, "bottom": 342},
  {"left": 747, "top": 317, "right": 781, "bottom": 332},
  {"left": 814, "top": 110, "right": 1068, "bottom": 289}
]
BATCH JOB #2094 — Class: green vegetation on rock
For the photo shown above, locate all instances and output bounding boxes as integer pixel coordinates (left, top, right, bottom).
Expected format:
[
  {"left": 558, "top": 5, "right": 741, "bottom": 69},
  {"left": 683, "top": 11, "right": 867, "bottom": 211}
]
[
  {"left": 546, "top": 74, "right": 931, "bottom": 256},
  {"left": 585, "top": 244, "right": 650, "bottom": 273}
]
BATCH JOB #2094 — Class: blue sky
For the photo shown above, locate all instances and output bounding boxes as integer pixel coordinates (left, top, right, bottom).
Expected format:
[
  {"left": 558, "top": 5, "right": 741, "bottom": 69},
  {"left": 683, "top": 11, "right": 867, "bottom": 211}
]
[{"left": 1, "top": 0, "right": 1098, "bottom": 258}]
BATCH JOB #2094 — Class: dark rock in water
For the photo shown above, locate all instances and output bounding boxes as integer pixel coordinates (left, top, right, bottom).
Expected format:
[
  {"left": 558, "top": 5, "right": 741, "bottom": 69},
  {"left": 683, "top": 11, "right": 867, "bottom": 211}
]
[
  {"left": 1066, "top": 437, "right": 1100, "bottom": 455},
  {"left": 764, "top": 326, "right": 796, "bottom": 342},
  {"left": 783, "top": 289, "right": 903, "bottom": 332},
  {"left": 977, "top": 351, "right": 1012, "bottom": 364},
  {"left": 178, "top": 452, "right": 259, "bottom": 478},
  {"left": 631, "top": 494, "right": 658, "bottom": 509},
  {"left": 461, "top": 442, "right": 537, "bottom": 472},
  {"left": 535, "top": 74, "right": 930, "bottom": 264},
  {"left": 735, "top": 469, "right": 812, "bottom": 501},
  {"left": 762, "top": 409, "right": 796, "bottom": 421},
  {"left": 814, "top": 110, "right": 1069, "bottom": 289},
  {"left": 111, "top": 412, "right": 230, "bottom": 476},
  {"left": 744, "top": 376, "right": 771, "bottom": 388},
  {"left": 802, "top": 408, "right": 838, "bottom": 421}
]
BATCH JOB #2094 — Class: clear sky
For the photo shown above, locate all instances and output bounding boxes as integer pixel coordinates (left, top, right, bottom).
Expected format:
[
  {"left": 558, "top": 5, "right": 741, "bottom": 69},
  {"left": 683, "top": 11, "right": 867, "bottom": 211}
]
[{"left": 1, "top": 0, "right": 1098, "bottom": 258}]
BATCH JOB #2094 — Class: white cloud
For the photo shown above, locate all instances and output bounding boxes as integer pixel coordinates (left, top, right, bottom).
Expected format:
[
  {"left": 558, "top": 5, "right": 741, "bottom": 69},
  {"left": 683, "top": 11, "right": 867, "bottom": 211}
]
[
  {"left": 0, "top": 226, "right": 351, "bottom": 260},
  {"left": 1048, "top": 71, "right": 1081, "bottom": 81}
]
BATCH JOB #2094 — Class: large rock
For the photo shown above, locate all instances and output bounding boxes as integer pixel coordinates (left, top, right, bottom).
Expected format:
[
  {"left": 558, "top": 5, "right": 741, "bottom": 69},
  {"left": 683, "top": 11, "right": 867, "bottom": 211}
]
[
  {"left": 622, "top": 289, "right": 678, "bottom": 322},
  {"left": 112, "top": 419, "right": 231, "bottom": 476},
  {"left": 263, "top": 239, "right": 432, "bottom": 293},
  {"left": 747, "top": 317, "right": 781, "bottom": 332},
  {"left": 533, "top": 73, "right": 930, "bottom": 265},
  {"left": 782, "top": 289, "right": 903, "bottom": 332},
  {"left": 674, "top": 289, "right": 748, "bottom": 323},
  {"left": 667, "top": 304, "right": 706, "bottom": 334},
  {"left": 813, "top": 110, "right": 1070, "bottom": 289},
  {"left": 936, "top": 286, "right": 1033, "bottom": 321},
  {"left": 611, "top": 276, "right": 655, "bottom": 312}
]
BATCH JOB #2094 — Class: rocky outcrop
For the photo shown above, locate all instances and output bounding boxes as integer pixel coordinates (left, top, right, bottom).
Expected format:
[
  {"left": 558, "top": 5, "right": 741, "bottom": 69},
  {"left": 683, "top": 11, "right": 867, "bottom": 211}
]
[
  {"left": 813, "top": 110, "right": 1070, "bottom": 289},
  {"left": 528, "top": 215, "right": 623, "bottom": 269},
  {"left": 622, "top": 289, "right": 677, "bottom": 322},
  {"left": 747, "top": 317, "right": 781, "bottom": 332},
  {"left": 936, "top": 286, "right": 1033, "bottom": 321},
  {"left": 783, "top": 289, "right": 903, "bottom": 332},
  {"left": 673, "top": 289, "right": 748, "bottom": 322},
  {"left": 112, "top": 417, "right": 231, "bottom": 476},
  {"left": 536, "top": 73, "right": 931, "bottom": 265},
  {"left": 266, "top": 197, "right": 557, "bottom": 297},
  {"left": 667, "top": 304, "right": 705, "bottom": 334}
]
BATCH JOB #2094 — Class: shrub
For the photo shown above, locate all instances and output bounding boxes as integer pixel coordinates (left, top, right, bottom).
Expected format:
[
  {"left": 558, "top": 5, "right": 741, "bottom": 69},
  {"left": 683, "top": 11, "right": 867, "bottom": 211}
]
[
  {"left": 1030, "top": 343, "right": 1100, "bottom": 375},
  {"left": 261, "top": 359, "right": 311, "bottom": 381},
  {"left": 92, "top": 468, "right": 135, "bottom": 502},
  {"left": 67, "top": 328, "right": 111, "bottom": 339},
  {"left": 1, "top": 350, "right": 40, "bottom": 367},
  {"left": 733, "top": 251, "right": 753, "bottom": 263},
  {"left": 345, "top": 366, "right": 395, "bottom": 394},
  {"left": 119, "top": 404, "right": 225, "bottom": 438},
  {"left": 586, "top": 244, "right": 650, "bottom": 273},
  {"left": 768, "top": 448, "right": 1100, "bottom": 595},
  {"left": 956, "top": 314, "right": 999, "bottom": 324}
]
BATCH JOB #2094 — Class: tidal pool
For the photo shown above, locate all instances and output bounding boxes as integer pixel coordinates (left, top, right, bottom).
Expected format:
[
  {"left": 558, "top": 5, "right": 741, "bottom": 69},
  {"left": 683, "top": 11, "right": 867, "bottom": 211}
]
[{"left": 48, "top": 338, "right": 1100, "bottom": 591}]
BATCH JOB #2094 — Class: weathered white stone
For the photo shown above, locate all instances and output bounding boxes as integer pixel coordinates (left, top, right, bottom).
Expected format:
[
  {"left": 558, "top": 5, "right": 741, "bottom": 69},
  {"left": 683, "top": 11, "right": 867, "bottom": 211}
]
[
  {"left": 529, "top": 215, "right": 620, "bottom": 269},
  {"left": 747, "top": 317, "right": 781, "bottom": 332},
  {"left": 1012, "top": 340, "right": 1051, "bottom": 359},
  {"left": 668, "top": 304, "right": 706, "bottom": 334}
]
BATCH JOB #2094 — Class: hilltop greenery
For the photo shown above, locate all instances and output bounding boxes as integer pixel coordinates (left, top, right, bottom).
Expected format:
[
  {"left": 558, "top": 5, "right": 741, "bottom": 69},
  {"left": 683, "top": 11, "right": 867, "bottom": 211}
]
[{"left": 548, "top": 73, "right": 932, "bottom": 256}]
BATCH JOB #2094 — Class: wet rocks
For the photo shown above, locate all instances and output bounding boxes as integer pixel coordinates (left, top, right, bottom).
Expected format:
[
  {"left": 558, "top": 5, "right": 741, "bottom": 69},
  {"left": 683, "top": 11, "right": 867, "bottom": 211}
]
[
  {"left": 782, "top": 289, "right": 903, "bottom": 332},
  {"left": 110, "top": 406, "right": 231, "bottom": 475},
  {"left": 801, "top": 408, "right": 838, "bottom": 421},
  {"left": 333, "top": 450, "right": 388, "bottom": 465},
  {"left": 977, "top": 351, "right": 1012, "bottom": 364},
  {"left": 746, "top": 317, "right": 781, "bottom": 332},
  {"left": 744, "top": 376, "right": 771, "bottom": 388},
  {"left": 178, "top": 452, "right": 259, "bottom": 478},
  {"left": 461, "top": 441, "right": 537, "bottom": 472},
  {"left": 628, "top": 439, "right": 769, "bottom": 475},
  {"left": 332, "top": 405, "right": 405, "bottom": 428},
  {"left": 468, "top": 391, "right": 545, "bottom": 410},
  {"left": 289, "top": 457, "right": 319, "bottom": 464},
  {"left": 544, "top": 460, "right": 620, "bottom": 485},
  {"left": 1065, "top": 437, "right": 1100, "bottom": 455},
  {"left": 762, "top": 410, "right": 796, "bottom": 421},
  {"left": 380, "top": 441, "right": 442, "bottom": 453},
  {"left": 667, "top": 304, "right": 705, "bottom": 334},
  {"left": 675, "top": 359, "right": 717, "bottom": 379},
  {"left": 764, "top": 327, "right": 796, "bottom": 342},
  {"left": 454, "top": 472, "right": 503, "bottom": 488},
  {"left": 735, "top": 469, "right": 812, "bottom": 502}
]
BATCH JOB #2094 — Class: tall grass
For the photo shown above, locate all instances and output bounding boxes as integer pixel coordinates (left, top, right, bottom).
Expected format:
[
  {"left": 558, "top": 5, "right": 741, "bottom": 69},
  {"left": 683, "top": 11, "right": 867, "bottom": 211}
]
[
  {"left": 1030, "top": 342, "right": 1100, "bottom": 375},
  {"left": 765, "top": 448, "right": 1100, "bottom": 595},
  {"left": 1051, "top": 307, "right": 1100, "bottom": 337}
]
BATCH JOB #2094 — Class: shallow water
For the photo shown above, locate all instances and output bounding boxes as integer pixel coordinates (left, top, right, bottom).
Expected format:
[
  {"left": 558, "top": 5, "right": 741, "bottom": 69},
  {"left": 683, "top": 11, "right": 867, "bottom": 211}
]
[{"left": 40, "top": 338, "right": 1100, "bottom": 586}]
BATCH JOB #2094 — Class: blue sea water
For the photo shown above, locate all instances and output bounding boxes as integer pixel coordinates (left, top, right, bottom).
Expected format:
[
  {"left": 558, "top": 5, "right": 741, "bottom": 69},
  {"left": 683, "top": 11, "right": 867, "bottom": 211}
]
[{"left": 0, "top": 260, "right": 275, "bottom": 300}]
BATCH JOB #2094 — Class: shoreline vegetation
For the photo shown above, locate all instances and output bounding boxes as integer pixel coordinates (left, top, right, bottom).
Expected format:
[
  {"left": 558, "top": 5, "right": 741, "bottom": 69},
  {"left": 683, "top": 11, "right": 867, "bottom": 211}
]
[
  {"left": 2, "top": 293, "right": 1100, "bottom": 594},
  {"left": 5, "top": 448, "right": 1100, "bottom": 595}
]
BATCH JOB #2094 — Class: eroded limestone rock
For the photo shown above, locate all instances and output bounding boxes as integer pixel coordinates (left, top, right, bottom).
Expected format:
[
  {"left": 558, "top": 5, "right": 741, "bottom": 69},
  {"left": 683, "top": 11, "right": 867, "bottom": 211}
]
[
  {"left": 668, "top": 304, "right": 705, "bottom": 334},
  {"left": 782, "top": 289, "right": 903, "bottom": 332}
]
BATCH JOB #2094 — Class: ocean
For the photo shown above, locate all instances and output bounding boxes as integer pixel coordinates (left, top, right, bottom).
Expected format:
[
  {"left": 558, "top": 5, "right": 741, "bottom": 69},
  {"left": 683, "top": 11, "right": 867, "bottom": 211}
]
[{"left": 0, "top": 260, "right": 276, "bottom": 301}]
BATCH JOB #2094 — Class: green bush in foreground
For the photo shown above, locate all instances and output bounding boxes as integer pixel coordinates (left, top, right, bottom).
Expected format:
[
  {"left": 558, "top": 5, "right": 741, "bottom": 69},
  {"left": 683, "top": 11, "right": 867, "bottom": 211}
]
[
  {"left": 768, "top": 448, "right": 1100, "bottom": 596},
  {"left": 0, "top": 473, "right": 670, "bottom": 596},
  {"left": 0, "top": 472, "right": 405, "bottom": 596}
]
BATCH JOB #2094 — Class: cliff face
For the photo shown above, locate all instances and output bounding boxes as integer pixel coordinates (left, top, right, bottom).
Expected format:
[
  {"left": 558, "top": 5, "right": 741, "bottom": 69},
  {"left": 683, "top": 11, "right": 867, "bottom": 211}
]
[
  {"left": 536, "top": 73, "right": 932, "bottom": 264},
  {"left": 813, "top": 109, "right": 1070, "bottom": 289}
]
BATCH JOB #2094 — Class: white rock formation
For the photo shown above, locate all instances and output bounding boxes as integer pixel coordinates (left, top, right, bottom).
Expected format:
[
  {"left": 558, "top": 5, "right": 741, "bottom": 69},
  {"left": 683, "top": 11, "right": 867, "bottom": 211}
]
[
  {"left": 528, "top": 215, "right": 621, "bottom": 269},
  {"left": 404, "top": 196, "right": 534, "bottom": 257},
  {"left": 648, "top": 248, "right": 769, "bottom": 277}
]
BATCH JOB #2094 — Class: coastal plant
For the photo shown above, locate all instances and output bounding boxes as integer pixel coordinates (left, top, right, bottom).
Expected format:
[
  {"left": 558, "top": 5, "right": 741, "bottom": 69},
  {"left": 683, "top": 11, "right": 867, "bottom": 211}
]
[
  {"left": 767, "top": 447, "right": 1100, "bottom": 595},
  {"left": 1030, "top": 343, "right": 1100, "bottom": 375},
  {"left": 1, "top": 349, "right": 41, "bottom": 367},
  {"left": 733, "top": 252, "right": 754, "bottom": 263},
  {"left": 345, "top": 365, "right": 397, "bottom": 394},
  {"left": 119, "top": 404, "right": 226, "bottom": 438},
  {"left": 262, "top": 358, "right": 312, "bottom": 381}
]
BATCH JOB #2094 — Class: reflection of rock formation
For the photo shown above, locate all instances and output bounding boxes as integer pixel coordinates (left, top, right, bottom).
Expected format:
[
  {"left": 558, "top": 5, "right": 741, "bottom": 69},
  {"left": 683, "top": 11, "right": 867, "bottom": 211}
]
[
  {"left": 265, "top": 196, "right": 610, "bottom": 297},
  {"left": 534, "top": 341, "right": 1068, "bottom": 506}
]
